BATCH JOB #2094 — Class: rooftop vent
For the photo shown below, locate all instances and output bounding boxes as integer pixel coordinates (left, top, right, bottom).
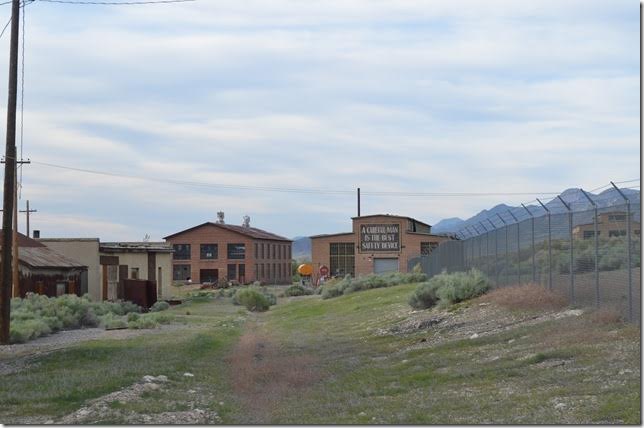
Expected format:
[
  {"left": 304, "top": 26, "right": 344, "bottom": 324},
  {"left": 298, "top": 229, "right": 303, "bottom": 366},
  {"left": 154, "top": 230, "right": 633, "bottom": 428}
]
[
  {"left": 242, "top": 215, "right": 250, "bottom": 228},
  {"left": 216, "top": 211, "right": 225, "bottom": 224}
]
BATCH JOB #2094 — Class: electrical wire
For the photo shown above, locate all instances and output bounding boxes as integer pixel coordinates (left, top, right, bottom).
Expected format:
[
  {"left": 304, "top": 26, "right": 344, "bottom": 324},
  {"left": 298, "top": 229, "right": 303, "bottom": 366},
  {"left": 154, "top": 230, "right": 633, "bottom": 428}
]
[{"left": 36, "top": 0, "right": 195, "bottom": 4}]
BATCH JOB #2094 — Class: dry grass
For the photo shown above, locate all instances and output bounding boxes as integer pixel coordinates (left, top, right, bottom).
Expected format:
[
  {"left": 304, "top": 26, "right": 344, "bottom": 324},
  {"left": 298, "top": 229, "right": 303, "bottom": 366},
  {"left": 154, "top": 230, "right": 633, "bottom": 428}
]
[
  {"left": 227, "top": 329, "right": 320, "bottom": 422},
  {"left": 479, "top": 283, "right": 568, "bottom": 311},
  {"left": 586, "top": 307, "right": 625, "bottom": 325}
]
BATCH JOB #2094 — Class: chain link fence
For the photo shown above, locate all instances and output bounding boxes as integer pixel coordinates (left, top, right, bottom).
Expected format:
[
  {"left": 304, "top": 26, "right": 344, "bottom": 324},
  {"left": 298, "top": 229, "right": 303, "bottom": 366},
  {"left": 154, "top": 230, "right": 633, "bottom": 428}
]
[{"left": 410, "top": 195, "right": 641, "bottom": 324}]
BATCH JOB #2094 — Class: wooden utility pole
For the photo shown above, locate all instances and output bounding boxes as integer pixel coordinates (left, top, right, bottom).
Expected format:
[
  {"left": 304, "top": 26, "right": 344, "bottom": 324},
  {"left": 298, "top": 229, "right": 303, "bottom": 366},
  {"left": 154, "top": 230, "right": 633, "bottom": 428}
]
[
  {"left": 11, "top": 168, "right": 17, "bottom": 298},
  {"left": 20, "top": 200, "right": 36, "bottom": 238},
  {"left": 1, "top": 0, "right": 21, "bottom": 345}
]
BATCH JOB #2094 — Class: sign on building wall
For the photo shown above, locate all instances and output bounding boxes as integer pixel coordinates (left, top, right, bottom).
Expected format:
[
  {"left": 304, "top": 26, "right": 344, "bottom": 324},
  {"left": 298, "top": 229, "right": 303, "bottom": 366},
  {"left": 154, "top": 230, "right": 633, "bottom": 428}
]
[{"left": 359, "top": 223, "right": 400, "bottom": 252}]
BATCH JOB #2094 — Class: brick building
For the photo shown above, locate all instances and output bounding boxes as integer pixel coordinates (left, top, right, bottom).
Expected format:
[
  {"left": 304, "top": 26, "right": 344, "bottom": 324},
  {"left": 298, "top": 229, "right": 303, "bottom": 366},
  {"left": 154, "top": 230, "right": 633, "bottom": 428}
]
[
  {"left": 164, "top": 218, "right": 292, "bottom": 285},
  {"left": 311, "top": 214, "right": 451, "bottom": 279},
  {"left": 572, "top": 211, "right": 641, "bottom": 240}
]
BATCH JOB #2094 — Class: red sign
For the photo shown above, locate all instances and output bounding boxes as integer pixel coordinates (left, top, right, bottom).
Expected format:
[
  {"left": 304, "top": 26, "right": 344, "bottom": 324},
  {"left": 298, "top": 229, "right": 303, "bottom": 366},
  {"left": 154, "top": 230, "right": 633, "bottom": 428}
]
[{"left": 319, "top": 265, "right": 329, "bottom": 276}]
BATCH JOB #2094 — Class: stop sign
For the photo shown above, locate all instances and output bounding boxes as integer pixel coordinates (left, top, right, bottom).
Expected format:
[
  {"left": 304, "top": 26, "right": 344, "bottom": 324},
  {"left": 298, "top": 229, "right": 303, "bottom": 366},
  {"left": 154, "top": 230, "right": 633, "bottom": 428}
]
[{"left": 319, "top": 265, "right": 329, "bottom": 276}]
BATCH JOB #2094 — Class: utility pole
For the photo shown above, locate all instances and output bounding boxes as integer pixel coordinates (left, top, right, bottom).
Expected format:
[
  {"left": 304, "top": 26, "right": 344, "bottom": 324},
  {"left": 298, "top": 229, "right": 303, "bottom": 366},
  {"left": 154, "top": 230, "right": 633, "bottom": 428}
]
[
  {"left": 1, "top": 0, "right": 21, "bottom": 345},
  {"left": 19, "top": 200, "right": 36, "bottom": 238},
  {"left": 357, "top": 187, "right": 361, "bottom": 217}
]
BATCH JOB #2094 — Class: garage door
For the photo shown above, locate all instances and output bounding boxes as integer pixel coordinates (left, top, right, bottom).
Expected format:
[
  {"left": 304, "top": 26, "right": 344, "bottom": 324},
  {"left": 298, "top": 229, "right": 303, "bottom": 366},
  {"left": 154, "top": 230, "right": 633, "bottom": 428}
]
[{"left": 373, "top": 258, "right": 399, "bottom": 274}]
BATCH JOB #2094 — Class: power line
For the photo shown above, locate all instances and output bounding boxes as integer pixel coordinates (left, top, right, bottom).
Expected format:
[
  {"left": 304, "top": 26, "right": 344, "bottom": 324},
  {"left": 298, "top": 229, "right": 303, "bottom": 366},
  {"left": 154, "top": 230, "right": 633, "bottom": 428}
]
[
  {"left": 17, "top": 0, "right": 24, "bottom": 198},
  {"left": 35, "top": 0, "right": 196, "bottom": 4},
  {"left": 26, "top": 159, "right": 575, "bottom": 197}
]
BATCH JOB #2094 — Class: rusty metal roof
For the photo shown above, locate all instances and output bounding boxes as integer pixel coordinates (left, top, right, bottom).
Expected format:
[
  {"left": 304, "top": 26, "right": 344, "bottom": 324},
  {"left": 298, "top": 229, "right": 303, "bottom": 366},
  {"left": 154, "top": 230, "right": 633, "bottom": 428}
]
[{"left": 18, "top": 246, "right": 87, "bottom": 269}]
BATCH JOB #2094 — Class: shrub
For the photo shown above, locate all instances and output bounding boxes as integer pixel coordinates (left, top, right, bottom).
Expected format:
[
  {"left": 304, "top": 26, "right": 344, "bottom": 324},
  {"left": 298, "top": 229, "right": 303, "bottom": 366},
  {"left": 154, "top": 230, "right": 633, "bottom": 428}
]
[
  {"left": 409, "top": 281, "right": 440, "bottom": 309},
  {"left": 127, "top": 315, "right": 159, "bottom": 329},
  {"left": 284, "top": 285, "right": 313, "bottom": 297},
  {"left": 99, "top": 312, "right": 127, "bottom": 330},
  {"left": 127, "top": 312, "right": 140, "bottom": 322},
  {"left": 408, "top": 269, "right": 491, "bottom": 309},
  {"left": 150, "top": 301, "right": 170, "bottom": 312},
  {"left": 321, "top": 271, "right": 427, "bottom": 300},
  {"left": 233, "top": 288, "right": 271, "bottom": 312}
]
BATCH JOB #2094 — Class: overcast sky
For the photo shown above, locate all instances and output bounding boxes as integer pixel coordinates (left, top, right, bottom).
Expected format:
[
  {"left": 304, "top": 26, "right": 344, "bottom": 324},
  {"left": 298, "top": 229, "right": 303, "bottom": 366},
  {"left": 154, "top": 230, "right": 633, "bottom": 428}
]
[{"left": 0, "top": 0, "right": 639, "bottom": 240}]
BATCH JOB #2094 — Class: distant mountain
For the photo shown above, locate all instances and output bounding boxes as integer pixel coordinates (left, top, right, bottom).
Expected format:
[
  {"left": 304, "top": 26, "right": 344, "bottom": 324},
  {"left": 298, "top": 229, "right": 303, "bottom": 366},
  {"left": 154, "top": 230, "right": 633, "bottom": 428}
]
[
  {"left": 431, "top": 187, "right": 640, "bottom": 235},
  {"left": 292, "top": 236, "right": 311, "bottom": 261}
]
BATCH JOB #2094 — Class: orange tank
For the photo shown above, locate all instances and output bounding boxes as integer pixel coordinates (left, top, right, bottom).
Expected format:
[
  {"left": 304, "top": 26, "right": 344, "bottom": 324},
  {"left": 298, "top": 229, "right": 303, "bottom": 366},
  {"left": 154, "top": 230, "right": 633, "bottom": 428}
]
[{"left": 297, "top": 263, "right": 313, "bottom": 276}]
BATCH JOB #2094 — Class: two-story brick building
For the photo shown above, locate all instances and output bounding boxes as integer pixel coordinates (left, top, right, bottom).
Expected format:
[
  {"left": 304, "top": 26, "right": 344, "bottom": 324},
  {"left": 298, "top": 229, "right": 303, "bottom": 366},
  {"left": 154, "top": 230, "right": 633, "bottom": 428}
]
[
  {"left": 164, "top": 217, "right": 292, "bottom": 285},
  {"left": 311, "top": 214, "right": 451, "bottom": 278}
]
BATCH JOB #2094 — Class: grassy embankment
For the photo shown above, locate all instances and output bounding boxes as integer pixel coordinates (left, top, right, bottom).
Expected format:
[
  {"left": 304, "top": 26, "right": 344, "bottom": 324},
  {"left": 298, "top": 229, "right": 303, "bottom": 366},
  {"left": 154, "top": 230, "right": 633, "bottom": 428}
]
[{"left": 0, "top": 280, "right": 640, "bottom": 424}]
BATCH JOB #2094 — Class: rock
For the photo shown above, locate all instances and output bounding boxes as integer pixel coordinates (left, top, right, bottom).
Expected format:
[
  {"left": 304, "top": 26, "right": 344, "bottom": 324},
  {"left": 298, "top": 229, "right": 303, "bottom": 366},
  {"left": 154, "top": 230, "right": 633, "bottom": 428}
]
[
  {"left": 78, "top": 409, "right": 90, "bottom": 417},
  {"left": 45, "top": 420, "right": 54, "bottom": 424},
  {"left": 142, "top": 375, "right": 156, "bottom": 383},
  {"left": 144, "top": 383, "right": 160, "bottom": 391},
  {"left": 359, "top": 412, "right": 366, "bottom": 416},
  {"left": 188, "top": 389, "right": 196, "bottom": 394},
  {"left": 554, "top": 403, "right": 566, "bottom": 410},
  {"left": 156, "top": 375, "right": 169, "bottom": 382},
  {"left": 479, "top": 302, "right": 490, "bottom": 306},
  {"left": 469, "top": 333, "right": 479, "bottom": 339},
  {"left": 401, "top": 359, "right": 408, "bottom": 364},
  {"left": 508, "top": 339, "right": 515, "bottom": 344},
  {"left": 183, "top": 372, "right": 195, "bottom": 377},
  {"left": 219, "top": 401, "right": 225, "bottom": 406},
  {"left": 619, "top": 369, "right": 633, "bottom": 375}
]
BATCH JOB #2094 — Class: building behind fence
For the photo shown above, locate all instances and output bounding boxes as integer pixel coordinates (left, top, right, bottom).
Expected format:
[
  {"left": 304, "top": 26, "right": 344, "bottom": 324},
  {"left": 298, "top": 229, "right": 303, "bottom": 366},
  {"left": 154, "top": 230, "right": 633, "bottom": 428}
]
[{"left": 409, "top": 185, "right": 641, "bottom": 324}]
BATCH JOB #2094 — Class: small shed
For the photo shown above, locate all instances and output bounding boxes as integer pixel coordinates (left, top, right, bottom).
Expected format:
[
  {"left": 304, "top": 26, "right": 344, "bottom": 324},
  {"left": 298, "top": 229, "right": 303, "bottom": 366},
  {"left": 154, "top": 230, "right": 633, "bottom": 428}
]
[{"left": 0, "top": 231, "right": 87, "bottom": 297}]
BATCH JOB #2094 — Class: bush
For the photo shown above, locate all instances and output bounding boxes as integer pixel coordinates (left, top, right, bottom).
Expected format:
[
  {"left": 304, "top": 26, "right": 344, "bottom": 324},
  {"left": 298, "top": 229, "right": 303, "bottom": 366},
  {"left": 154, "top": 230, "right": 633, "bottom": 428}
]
[
  {"left": 409, "top": 269, "right": 491, "bottom": 309},
  {"left": 8, "top": 293, "right": 143, "bottom": 343},
  {"left": 284, "top": 284, "right": 313, "bottom": 297},
  {"left": 99, "top": 312, "right": 127, "bottom": 330},
  {"left": 127, "top": 312, "right": 140, "bottom": 322},
  {"left": 150, "top": 301, "right": 170, "bottom": 312},
  {"left": 127, "top": 315, "right": 159, "bottom": 330},
  {"left": 233, "top": 288, "right": 271, "bottom": 312},
  {"left": 321, "top": 271, "right": 427, "bottom": 300}
]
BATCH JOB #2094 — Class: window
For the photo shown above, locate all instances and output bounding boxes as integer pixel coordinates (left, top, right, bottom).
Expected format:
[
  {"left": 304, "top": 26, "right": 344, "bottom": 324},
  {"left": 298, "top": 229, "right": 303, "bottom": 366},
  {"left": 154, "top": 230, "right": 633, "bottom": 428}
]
[
  {"left": 271, "top": 244, "right": 275, "bottom": 259},
  {"left": 227, "top": 264, "right": 237, "bottom": 280},
  {"left": 173, "top": 244, "right": 191, "bottom": 260},
  {"left": 278, "top": 245, "right": 282, "bottom": 260},
  {"left": 254, "top": 264, "right": 258, "bottom": 280},
  {"left": 278, "top": 263, "right": 282, "bottom": 279},
  {"left": 260, "top": 263, "right": 265, "bottom": 279},
  {"left": 130, "top": 267, "right": 139, "bottom": 279},
  {"left": 583, "top": 230, "right": 600, "bottom": 239},
  {"left": 173, "top": 264, "right": 191, "bottom": 281},
  {"left": 421, "top": 241, "right": 440, "bottom": 255},
  {"left": 200, "top": 244, "right": 218, "bottom": 259},
  {"left": 254, "top": 243, "right": 258, "bottom": 259},
  {"left": 608, "top": 214, "right": 627, "bottom": 222},
  {"left": 609, "top": 230, "right": 627, "bottom": 238},
  {"left": 261, "top": 243, "right": 265, "bottom": 259},
  {"left": 330, "top": 242, "right": 355, "bottom": 277},
  {"left": 287, "top": 245, "right": 291, "bottom": 260},
  {"left": 227, "top": 243, "right": 246, "bottom": 259},
  {"left": 238, "top": 264, "right": 245, "bottom": 282}
]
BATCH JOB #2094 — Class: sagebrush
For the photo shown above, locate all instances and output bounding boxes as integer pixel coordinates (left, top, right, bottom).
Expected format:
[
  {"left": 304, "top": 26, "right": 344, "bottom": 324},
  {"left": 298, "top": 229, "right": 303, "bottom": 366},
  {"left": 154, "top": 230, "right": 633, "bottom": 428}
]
[
  {"left": 321, "top": 271, "right": 427, "bottom": 299},
  {"left": 409, "top": 269, "right": 490, "bottom": 309}
]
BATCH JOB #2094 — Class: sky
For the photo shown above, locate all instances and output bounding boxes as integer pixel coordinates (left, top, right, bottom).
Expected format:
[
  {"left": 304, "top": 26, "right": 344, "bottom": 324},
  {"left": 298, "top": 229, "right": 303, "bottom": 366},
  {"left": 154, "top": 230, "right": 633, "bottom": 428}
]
[{"left": 0, "top": 0, "right": 639, "bottom": 240}]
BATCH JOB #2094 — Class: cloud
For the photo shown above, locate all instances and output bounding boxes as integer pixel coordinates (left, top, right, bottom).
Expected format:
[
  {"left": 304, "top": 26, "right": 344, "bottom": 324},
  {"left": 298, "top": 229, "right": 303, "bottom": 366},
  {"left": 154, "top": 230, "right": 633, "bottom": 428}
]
[{"left": 0, "top": 0, "right": 635, "bottom": 240}]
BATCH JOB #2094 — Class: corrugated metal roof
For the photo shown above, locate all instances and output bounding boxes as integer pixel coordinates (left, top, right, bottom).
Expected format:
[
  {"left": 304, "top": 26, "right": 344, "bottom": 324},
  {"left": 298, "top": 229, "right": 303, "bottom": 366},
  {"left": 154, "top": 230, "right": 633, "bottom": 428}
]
[
  {"left": 19, "top": 246, "right": 87, "bottom": 269},
  {"left": 100, "top": 242, "right": 173, "bottom": 253},
  {"left": 164, "top": 222, "right": 292, "bottom": 242}
]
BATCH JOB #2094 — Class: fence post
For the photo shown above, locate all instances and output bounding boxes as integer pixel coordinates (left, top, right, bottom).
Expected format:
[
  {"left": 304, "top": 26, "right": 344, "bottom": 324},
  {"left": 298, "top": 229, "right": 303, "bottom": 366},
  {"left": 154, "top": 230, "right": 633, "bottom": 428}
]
[
  {"left": 488, "top": 218, "right": 498, "bottom": 286},
  {"left": 558, "top": 196, "right": 574, "bottom": 305},
  {"left": 611, "top": 181, "right": 633, "bottom": 323},
  {"left": 521, "top": 203, "right": 536, "bottom": 283},
  {"left": 507, "top": 210, "right": 520, "bottom": 285},
  {"left": 496, "top": 213, "right": 508, "bottom": 286},
  {"left": 537, "top": 199, "right": 552, "bottom": 291},
  {"left": 580, "top": 189, "right": 599, "bottom": 308}
]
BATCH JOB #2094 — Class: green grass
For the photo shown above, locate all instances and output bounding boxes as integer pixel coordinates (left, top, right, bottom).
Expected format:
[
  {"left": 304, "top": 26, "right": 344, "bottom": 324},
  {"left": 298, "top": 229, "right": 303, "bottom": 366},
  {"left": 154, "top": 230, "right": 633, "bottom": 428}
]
[
  {"left": 260, "top": 283, "right": 640, "bottom": 424},
  {"left": 0, "top": 299, "right": 247, "bottom": 423},
  {"left": 1, "top": 281, "right": 639, "bottom": 424}
]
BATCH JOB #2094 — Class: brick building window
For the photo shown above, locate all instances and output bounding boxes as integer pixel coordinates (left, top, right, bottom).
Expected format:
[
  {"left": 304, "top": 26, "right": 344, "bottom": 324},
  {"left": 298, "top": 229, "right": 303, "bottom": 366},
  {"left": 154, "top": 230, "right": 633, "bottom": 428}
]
[
  {"left": 420, "top": 241, "right": 440, "bottom": 256},
  {"left": 227, "top": 243, "right": 246, "bottom": 259},
  {"left": 200, "top": 244, "right": 218, "bottom": 259},
  {"left": 330, "top": 243, "right": 355, "bottom": 277},
  {"left": 261, "top": 243, "right": 265, "bottom": 259},
  {"left": 173, "top": 264, "right": 190, "bottom": 280},
  {"left": 238, "top": 264, "right": 245, "bottom": 282},
  {"left": 173, "top": 244, "right": 191, "bottom": 260},
  {"left": 260, "top": 263, "right": 265, "bottom": 279},
  {"left": 254, "top": 243, "right": 258, "bottom": 258},
  {"left": 227, "top": 264, "right": 236, "bottom": 280},
  {"left": 609, "top": 230, "right": 627, "bottom": 238}
]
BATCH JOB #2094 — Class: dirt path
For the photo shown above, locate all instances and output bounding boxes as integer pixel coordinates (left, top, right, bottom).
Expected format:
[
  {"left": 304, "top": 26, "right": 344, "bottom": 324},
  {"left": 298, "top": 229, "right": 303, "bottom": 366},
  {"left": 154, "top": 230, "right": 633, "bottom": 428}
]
[{"left": 227, "top": 320, "right": 322, "bottom": 423}]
